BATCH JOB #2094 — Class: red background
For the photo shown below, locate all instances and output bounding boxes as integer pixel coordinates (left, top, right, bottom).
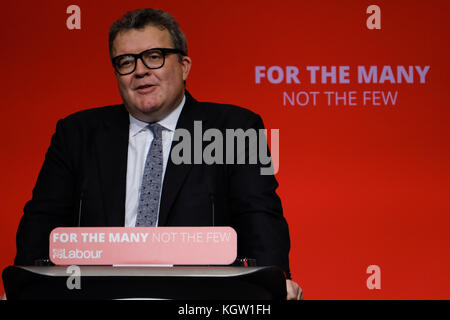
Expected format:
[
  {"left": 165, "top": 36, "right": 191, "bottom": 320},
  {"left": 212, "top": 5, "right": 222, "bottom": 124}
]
[{"left": 1, "top": 0, "right": 449, "bottom": 299}]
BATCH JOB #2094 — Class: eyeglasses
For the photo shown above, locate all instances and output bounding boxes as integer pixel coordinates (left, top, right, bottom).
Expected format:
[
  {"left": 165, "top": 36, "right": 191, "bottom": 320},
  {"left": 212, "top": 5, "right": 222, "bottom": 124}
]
[{"left": 111, "top": 48, "right": 186, "bottom": 75}]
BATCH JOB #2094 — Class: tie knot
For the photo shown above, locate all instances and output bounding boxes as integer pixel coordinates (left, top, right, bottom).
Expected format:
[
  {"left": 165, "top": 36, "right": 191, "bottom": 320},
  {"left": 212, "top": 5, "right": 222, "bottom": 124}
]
[{"left": 148, "top": 123, "right": 164, "bottom": 139}]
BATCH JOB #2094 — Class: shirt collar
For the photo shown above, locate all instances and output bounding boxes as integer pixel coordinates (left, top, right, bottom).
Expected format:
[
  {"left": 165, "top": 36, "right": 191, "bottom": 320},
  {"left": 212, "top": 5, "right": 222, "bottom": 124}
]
[{"left": 129, "top": 95, "right": 186, "bottom": 137}]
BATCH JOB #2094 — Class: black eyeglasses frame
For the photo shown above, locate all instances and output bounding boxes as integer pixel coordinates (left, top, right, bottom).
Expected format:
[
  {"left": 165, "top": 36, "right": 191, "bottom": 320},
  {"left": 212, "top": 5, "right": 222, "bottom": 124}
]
[{"left": 111, "top": 48, "right": 186, "bottom": 75}]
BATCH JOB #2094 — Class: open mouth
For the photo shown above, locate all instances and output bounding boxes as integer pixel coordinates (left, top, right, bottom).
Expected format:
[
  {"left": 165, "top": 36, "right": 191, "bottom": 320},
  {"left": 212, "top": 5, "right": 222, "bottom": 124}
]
[
  {"left": 135, "top": 84, "right": 155, "bottom": 93},
  {"left": 136, "top": 84, "right": 153, "bottom": 90}
]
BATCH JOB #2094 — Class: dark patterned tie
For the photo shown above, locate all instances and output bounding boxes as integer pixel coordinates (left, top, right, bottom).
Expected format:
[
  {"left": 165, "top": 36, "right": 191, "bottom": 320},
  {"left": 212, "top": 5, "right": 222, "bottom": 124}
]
[{"left": 135, "top": 123, "right": 164, "bottom": 227}]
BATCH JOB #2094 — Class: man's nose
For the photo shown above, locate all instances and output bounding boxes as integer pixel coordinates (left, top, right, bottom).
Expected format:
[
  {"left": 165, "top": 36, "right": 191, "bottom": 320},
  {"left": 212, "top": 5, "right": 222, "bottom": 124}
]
[{"left": 134, "top": 58, "right": 150, "bottom": 77}]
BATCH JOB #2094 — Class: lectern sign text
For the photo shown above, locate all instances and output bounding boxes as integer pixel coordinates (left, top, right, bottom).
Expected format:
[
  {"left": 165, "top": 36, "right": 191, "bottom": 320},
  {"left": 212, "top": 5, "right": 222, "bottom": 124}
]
[{"left": 49, "top": 227, "right": 237, "bottom": 265}]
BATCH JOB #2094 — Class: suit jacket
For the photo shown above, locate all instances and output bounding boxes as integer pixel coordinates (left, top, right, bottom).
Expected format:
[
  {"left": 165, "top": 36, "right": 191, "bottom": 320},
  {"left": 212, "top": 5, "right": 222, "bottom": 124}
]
[{"left": 15, "top": 91, "right": 291, "bottom": 275}]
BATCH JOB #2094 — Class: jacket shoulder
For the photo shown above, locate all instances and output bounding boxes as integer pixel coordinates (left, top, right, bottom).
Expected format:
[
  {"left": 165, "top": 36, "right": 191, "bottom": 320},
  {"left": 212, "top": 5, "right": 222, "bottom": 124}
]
[
  {"left": 50, "top": 105, "right": 128, "bottom": 144},
  {"left": 195, "top": 100, "right": 263, "bottom": 129},
  {"left": 61, "top": 105, "right": 126, "bottom": 124}
]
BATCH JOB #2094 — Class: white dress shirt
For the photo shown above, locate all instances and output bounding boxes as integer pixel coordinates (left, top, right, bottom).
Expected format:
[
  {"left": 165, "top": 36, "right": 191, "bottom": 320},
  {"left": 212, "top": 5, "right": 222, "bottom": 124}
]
[{"left": 124, "top": 95, "right": 185, "bottom": 227}]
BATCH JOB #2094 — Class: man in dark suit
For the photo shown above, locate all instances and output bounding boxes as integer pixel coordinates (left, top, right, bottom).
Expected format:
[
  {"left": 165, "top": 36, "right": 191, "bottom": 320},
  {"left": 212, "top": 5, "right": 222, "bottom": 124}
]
[{"left": 14, "top": 8, "right": 302, "bottom": 299}]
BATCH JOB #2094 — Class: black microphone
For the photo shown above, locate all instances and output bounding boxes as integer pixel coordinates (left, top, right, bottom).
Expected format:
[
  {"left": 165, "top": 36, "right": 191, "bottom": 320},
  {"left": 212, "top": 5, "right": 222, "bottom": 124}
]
[
  {"left": 78, "top": 191, "right": 83, "bottom": 227},
  {"left": 206, "top": 168, "right": 216, "bottom": 227},
  {"left": 209, "top": 193, "right": 215, "bottom": 227},
  {"left": 77, "top": 176, "right": 88, "bottom": 227}
]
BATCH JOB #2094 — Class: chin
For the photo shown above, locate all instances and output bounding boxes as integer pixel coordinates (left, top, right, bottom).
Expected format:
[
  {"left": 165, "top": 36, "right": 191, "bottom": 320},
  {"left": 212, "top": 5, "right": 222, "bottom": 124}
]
[
  {"left": 136, "top": 103, "right": 165, "bottom": 121},
  {"left": 136, "top": 99, "right": 161, "bottom": 113},
  {"left": 140, "top": 104, "right": 159, "bottom": 113}
]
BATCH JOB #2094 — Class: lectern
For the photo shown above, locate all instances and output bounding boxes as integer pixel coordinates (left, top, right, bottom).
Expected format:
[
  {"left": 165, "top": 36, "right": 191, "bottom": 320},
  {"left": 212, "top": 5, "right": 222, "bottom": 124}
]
[{"left": 2, "top": 265, "right": 287, "bottom": 300}]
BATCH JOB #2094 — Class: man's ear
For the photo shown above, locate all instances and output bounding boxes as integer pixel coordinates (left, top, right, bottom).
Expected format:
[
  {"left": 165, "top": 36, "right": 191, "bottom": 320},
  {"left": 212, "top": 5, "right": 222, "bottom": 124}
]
[{"left": 181, "top": 56, "right": 192, "bottom": 81}]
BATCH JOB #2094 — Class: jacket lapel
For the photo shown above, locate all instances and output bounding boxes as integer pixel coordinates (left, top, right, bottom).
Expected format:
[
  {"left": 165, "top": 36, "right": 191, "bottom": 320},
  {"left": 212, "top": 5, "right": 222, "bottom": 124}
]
[
  {"left": 158, "top": 91, "right": 206, "bottom": 226},
  {"left": 95, "top": 105, "right": 129, "bottom": 226}
]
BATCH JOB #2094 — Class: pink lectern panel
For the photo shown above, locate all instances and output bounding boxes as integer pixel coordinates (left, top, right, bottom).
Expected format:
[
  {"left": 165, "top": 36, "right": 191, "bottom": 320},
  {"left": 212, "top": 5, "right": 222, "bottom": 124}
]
[{"left": 49, "top": 227, "right": 237, "bottom": 265}]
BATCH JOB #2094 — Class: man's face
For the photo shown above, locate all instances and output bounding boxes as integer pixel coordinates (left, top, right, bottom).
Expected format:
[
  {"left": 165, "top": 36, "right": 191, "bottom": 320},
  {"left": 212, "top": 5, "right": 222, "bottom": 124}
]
[{"left": 112, "top": 25, "right": 191, "bottom": 122}]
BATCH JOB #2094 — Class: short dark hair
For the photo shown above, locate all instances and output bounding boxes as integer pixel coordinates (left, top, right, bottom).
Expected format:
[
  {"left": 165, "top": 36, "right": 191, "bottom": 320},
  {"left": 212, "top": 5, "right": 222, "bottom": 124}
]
[{"left": 109, "top": 8, "right": 187, "bottom": 59}]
